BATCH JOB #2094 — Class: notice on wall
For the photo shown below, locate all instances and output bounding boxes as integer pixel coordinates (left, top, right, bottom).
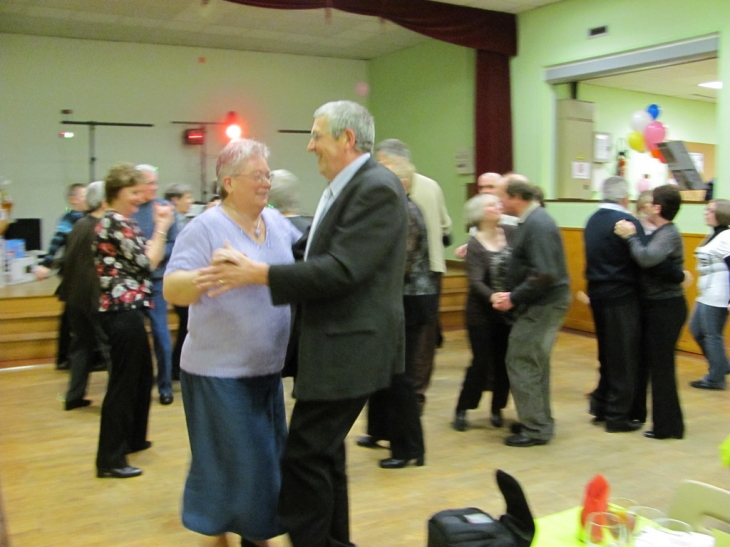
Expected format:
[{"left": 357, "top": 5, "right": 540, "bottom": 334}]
[
  {"left": 572, "top": 161, "right": 591, "bottom": 180},
  {"left": 455, "top": 148, "right": 474, "bottom": 175}
]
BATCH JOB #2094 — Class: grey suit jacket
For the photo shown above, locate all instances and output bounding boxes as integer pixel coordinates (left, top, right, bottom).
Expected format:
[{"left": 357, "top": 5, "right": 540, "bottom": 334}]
[{"left": 268, "top": 157, "right": 408, "bottom": 401}]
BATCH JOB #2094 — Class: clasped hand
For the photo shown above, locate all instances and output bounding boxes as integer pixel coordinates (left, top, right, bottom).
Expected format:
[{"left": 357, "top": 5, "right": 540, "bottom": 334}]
[
  {"left": 195, "top": 242, "right": 254, "bottom": 297},
  {"left": 492, "top": 291, "right": 513, "bottom": 311}
]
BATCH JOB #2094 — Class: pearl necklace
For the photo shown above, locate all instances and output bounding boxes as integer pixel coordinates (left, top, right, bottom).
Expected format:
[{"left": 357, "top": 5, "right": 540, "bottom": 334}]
[{"left": 222, "top": 203, "right": 262, "bottom": 238}]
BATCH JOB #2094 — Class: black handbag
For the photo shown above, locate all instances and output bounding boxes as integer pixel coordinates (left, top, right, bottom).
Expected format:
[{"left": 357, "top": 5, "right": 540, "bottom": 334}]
[{"left": 427, "top": 470, "right": 534, "bottom": 547}]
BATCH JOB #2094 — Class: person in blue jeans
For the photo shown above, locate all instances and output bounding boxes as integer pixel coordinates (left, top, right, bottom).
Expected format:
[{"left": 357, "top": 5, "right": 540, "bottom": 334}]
[
  {"left": 689, "top": 199, "right": 730, "bottom": 390},
  {"left": 132, "top": 164, "right": 179, "bottom": 405}
]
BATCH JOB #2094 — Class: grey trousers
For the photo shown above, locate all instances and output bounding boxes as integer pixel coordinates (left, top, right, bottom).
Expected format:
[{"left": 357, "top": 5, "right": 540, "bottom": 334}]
[{"left": 506, "top": 292, "right": 569, "bottom": 442}]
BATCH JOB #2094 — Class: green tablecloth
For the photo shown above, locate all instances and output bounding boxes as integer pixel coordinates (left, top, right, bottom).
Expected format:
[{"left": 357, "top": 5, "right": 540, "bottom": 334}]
[
  {"left": 532, "top": 506, "right": 729, "bottom": 546},
  {"left": 533, "top": 506, "right": 583, "bottom": 547}
]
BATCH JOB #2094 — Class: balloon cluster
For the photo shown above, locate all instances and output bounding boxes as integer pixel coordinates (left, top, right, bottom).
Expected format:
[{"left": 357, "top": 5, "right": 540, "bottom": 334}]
[{"left": 627, "top": 104, "right": 667, "bottom": 163}]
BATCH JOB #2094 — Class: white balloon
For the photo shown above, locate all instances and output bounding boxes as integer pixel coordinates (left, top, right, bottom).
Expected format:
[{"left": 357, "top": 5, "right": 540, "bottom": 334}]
[{"left": 630, "top": 110, "right": 652, "bottom": 132}]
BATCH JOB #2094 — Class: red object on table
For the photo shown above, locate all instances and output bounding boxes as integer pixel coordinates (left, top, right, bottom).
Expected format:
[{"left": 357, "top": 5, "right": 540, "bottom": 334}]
[{"left": 579, "top": 474, "right": 610, "bottom": 542}]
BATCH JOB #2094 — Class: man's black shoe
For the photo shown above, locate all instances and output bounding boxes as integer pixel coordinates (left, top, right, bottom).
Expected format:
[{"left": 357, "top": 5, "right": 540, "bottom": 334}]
[
  {"left": 504, "top": 433, "right": 548, "bottom": 447},
  {"left": 605, "top": 420, "right": 642, "bottom": 433}
]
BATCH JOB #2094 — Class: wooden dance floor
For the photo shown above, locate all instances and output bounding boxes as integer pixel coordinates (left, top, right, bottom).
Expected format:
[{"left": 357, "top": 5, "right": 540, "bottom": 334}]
[{"left": 0, "top": 330, "right": 728, "bottom": 546}]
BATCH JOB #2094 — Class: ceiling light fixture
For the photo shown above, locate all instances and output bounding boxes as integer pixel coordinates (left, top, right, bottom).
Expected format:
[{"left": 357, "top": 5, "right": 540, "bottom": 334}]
[{"left": 698, "top": 81, "right": 723, "bottom": 89}]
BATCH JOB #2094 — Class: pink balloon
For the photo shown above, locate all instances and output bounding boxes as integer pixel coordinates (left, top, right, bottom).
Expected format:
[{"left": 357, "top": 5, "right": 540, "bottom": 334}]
[{"left": 643, "top": 121, "right": 666, "bottom": 149}]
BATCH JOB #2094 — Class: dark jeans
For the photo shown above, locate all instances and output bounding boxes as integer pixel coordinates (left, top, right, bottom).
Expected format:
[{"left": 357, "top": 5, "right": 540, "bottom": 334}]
[
  {"left": 144, "top": 279, "right": 172, "bottom": 397},
  {"left": 689, "top": 302, "right": 729, "bottom": 386}
]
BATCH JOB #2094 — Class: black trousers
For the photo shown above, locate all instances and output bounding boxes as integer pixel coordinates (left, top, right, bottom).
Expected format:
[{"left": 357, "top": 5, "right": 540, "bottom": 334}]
[
  {"left": 96, "top": 310, "right": 153, "bottom": 469},
  {"left": 589, "top": 296, "right": 641, "bottom": 425},
  {"left": 65, "top": 304, "right": 107, "bottom": 403},
  {"left": 632, "top": 296, "right": 687, "bottom": 437},
  {"left": 456, "top": 318, "right": 511, "bottom": 414},
  {"left": 279, "top": 396, "right": 368, "bottom": 547},
  {"left": 172, "top": 305, "right": 189, "bottom": 381},
  {"left": 56, "top": 305, "right": 71, "bottom": 366}
]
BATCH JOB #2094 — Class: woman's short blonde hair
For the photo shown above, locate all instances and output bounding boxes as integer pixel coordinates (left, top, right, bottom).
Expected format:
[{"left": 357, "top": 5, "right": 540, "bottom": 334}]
[{"left": 464, "top": 193, "right": 500, "bottom": 227}]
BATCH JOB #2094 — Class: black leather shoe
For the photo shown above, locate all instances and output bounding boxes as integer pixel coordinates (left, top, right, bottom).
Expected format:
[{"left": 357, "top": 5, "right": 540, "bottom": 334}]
[
  {"left": 453, "top": 410, "right": 467, "bottom": 431},
  {"left": 97, "top": 466, "right": 143, "bottom": 478},
  {"left": 379, "top": 456, "right": 425, "bottom": 469},
  {"left": 64, "top": 398, "right": 91, "bottom": 411},
  {"left": 504, "top": 433, "right": 548, "bottom": 447},
  {"left": 644, "top": 430, "right": 683, "bottom": 440},
  {"left": 490, "top": 412, "right": 504, "bottom": 428},
  {"left": 159, "top": 393, "right": 174, "bottom": 405},
  {"left": 690, "top": 379, "right": 725, "bottom": 390},
  {"left": 590, "top": 416, "right": 606, "bottom": 425},
  {"left": 605, "top": 420, "right": 642, "bottom": 433},
  {"left": 126, "top": 441, "right": 152, "bottom": 454},
  {"left": 356, "top": 435, "right": 385, "bottom": 449}
]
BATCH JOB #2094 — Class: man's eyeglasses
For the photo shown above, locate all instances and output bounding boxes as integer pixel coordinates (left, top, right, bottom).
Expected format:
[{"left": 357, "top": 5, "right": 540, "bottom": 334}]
[{"left": 231, "top": 171, "right": 274, "bottom": 184}]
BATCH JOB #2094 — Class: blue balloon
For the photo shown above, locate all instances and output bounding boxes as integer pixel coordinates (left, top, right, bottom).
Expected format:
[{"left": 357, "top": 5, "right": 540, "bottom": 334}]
[{"left": 647, "top": 104, "right": 660, "bottom": 120}]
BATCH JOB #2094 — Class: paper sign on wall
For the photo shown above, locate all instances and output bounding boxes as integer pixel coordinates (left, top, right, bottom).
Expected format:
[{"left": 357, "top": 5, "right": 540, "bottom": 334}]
[{"left": 572, "top": 161, "right": 591, "bottom": 180}]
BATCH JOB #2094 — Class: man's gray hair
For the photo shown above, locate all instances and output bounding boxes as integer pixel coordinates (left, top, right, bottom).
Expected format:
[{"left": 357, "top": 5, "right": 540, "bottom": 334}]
[
  {"left": 85, "top": 180, "right": 105, "bottom": 211},
  {"left": 135, "top": 164, "right": 158, "bottom": 175},
  {"left": 464, "top": 193, "right": 500, "bottom": 227},
  {"left": 216, "top": 138, "right": 270, "bottom": 200},
  {"left": 385, "top": 158, "right": 415, "bottom": 183},
  {"left": 601, "top": 176, "right": 629, "bottom": 203},
  {"left": 374, "top": 139, "right": 411, "bottom": 161},
  {"left": 164, "top": 183, "right": 193, "bottom": 201},
  {"left": 314, "top": 101, "right": 374, "bottom": 154},
  {"left": 268, "top": 169, "right": 300, "bottom": 214}
]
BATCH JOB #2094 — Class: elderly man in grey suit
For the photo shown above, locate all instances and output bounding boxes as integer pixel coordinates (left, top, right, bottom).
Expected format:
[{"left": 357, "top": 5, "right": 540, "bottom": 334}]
[
  {"left": 214, "top": 101, "right": 408, "bottom": 547},
  {"left": 493, "top": 176, "right": 570, "bottom": 447}
]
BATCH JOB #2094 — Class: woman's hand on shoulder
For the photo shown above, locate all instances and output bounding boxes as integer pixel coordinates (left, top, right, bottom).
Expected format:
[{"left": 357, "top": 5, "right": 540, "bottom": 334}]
[{"left": 614, "top": 219, "right": 636, "bottom": 239}]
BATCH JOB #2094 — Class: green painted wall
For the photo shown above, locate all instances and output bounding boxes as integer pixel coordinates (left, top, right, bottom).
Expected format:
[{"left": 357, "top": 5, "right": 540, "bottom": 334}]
[
  {"left": 512, "top": 0, "right": 730, "bottom": 232},
  {"left": 369, "top": 40, "right": 476, "bottom": 254}
]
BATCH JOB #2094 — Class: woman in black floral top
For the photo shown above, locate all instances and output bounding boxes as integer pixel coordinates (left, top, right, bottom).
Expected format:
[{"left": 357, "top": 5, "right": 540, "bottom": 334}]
[
  {"left": 453, "top": 193, "right": 516, "bottom": 432},
  {"left": 93, "top": 163, "right": 173, "bottom": 479}
]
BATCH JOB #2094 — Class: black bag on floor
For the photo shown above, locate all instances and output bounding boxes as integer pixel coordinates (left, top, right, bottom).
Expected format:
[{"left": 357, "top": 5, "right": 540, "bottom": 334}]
[{"left": 427, "top": 470, "right": 535, "bottom": 547}]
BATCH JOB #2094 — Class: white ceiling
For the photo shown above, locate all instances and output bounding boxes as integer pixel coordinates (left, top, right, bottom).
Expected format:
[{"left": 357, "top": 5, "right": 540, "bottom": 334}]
[
  {"left": 0, "top": 0, "right": 563, "bottom": 60},
  {"left": 0, "top": 0, "right": 718, "bottom": 102},
  {"left": 583, "top": 58, "right": 718, "bottom": 104}
]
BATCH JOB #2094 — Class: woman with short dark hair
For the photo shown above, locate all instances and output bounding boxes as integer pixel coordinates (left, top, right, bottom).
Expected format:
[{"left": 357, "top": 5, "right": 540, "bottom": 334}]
[
  {"left": 94, "top": 163, "right": 174, "bottom": 478},
  {"left": 614, "top": 184, "right": 686, "bottom": 440}
]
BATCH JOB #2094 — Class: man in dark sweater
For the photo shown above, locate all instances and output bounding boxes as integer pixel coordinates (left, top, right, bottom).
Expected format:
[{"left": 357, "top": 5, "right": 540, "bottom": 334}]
[
  {"left": 584, "top": 177, "right": 645, "bottom": 433},
  {"left": 493, "top": 177, "right": 570, "bottom": 447}
]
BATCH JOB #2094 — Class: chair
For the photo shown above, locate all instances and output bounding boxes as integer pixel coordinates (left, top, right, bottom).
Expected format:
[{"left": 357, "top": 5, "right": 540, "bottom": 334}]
[{"left": 668, "top": 480, "right": 730, "bottom": 535}]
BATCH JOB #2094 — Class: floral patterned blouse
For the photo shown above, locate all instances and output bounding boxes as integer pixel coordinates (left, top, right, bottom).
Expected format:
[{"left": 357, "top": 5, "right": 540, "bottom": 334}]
[{"left": 93, "top": 210, "right": 153, "bottom": 312}]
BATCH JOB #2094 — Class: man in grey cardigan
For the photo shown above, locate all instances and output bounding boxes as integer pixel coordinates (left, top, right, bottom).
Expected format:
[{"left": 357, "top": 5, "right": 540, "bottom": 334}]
[{"left": 493, "top": 176, "right": 570, "bottom": 447}]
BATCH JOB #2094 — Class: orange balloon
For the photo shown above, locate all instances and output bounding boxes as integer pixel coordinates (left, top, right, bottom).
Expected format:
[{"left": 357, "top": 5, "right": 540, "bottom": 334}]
[{"left": 650, "top": 148, "right": 667, "bottom": 163}]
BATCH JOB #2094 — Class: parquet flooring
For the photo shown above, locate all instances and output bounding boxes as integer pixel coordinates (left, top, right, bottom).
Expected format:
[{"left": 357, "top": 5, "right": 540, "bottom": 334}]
[{"left": 0, "top": 330, "right": 728, "bottom": 546}]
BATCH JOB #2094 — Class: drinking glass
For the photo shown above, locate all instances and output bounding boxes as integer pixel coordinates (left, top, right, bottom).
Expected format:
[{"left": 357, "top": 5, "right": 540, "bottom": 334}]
[
  {"left": 608, "top": 498, "right": 638, "bottom": 532},
  {"left": 585, "top": 511, "right": 629, "bottom": 547},
  {"left": 626, "top": 506, "right": 665, "bottom": 544},
  {"left": 653, "top": 518, "right": 693, "bottom": 534}
]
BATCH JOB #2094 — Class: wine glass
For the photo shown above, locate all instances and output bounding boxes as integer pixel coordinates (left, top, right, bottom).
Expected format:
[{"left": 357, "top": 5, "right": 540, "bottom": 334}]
[{"left": 585, "top": 511, "right": 629, "bottom": 547}]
